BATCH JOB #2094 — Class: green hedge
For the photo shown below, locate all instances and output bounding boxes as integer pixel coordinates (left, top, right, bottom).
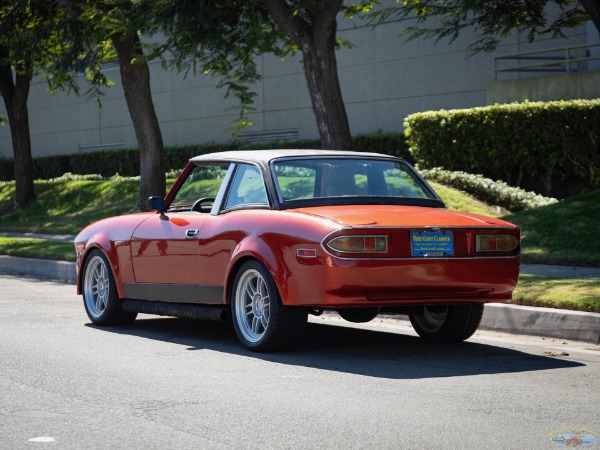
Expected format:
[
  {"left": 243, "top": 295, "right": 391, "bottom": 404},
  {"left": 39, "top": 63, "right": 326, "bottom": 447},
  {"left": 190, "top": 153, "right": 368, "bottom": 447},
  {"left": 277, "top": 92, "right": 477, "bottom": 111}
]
[
  {"left": 404, "top": 99, "right": 600, "bottom": 193},
  {"left": 420, "top": 167, "right": 558, "bottom": 211},
  {"left": 0, "top": 132, "right": 410, "bottom": 181}
]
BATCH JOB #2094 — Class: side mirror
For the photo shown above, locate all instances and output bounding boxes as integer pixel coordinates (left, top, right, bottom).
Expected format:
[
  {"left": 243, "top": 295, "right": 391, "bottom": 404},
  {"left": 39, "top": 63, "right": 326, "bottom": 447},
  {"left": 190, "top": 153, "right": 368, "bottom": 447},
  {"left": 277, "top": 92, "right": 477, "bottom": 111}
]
[{"left": 148, "top": 196, "right": 166, "bottom": 212}]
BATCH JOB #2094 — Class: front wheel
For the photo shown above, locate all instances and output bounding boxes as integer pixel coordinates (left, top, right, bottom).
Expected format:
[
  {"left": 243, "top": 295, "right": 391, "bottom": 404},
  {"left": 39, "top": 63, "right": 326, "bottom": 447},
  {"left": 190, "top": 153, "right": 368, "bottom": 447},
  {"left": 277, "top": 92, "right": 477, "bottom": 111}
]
[
  {"left": 82, "top": 250, "right": 137, "bottom": 326},
  {"left": 231, "top": 260, "right": 307, "bottom": 352},
  {"left": 409, "top": 303, "right": 484, "bottom": 342}
]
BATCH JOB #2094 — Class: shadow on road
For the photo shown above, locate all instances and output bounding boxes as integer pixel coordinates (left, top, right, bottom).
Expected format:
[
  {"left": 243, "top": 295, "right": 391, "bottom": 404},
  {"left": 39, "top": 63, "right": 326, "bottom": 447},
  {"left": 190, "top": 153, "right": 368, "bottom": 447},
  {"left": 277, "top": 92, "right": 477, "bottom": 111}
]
[{"left": 89, "top": 317, "right": 584, "bottom": 379}]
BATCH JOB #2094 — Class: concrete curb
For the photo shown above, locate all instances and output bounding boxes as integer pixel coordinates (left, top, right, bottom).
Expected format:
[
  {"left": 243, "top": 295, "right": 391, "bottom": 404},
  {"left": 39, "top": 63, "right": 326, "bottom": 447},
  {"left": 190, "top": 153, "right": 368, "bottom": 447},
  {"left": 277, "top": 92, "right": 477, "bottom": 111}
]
[
  {"left": 0, "top": 255, "right": 77, "bottom": 283},
  {"left": 480, "top": 303, "right": 600, "bottom": 344},
  {"left": 0, "top": 255, "right": 598, "bottom": 344}
]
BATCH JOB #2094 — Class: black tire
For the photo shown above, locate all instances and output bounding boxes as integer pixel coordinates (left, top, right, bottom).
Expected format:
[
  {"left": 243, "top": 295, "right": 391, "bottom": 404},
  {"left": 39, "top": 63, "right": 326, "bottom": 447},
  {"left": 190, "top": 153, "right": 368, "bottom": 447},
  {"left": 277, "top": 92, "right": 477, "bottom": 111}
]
[
  {"left": 409, "top": 303, "right": 484, "bottom": 342},
  {"left": 338, "top": 307, "right": 380, "bottom": 323},
  {"left": 81, "top": 249, "right": 137, "bottom": 326},
  {"left": 231, "top": 260, "right": 308, "bottom": 352}
]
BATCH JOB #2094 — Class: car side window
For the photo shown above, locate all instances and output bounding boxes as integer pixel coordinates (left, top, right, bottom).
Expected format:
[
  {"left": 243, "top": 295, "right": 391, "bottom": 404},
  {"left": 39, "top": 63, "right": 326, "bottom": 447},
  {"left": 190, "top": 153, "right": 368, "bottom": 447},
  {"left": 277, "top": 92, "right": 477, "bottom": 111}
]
[
  {"left": 170, "top": 164, "right": 229, "bottom": 211},
  {"left": 224, "top": 164, "right": 269, "bottom": 209}
]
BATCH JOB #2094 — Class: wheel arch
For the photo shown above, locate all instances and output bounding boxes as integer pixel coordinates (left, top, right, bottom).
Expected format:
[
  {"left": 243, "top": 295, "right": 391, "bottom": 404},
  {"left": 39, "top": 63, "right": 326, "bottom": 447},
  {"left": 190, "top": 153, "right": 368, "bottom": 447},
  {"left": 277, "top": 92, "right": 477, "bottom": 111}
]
[
  {"left": 225, "top": 248, "right": 289, "bottom": 306},
  {"left": 77, "top": 236, "right": 125, "bottom": 299}
]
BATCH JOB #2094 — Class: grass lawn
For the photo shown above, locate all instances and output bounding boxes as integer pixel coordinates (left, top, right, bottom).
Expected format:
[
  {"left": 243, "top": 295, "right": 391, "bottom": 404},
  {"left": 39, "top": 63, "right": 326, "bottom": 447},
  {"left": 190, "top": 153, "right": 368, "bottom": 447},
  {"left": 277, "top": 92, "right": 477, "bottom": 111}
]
[
  {"left": 0, "top": 237, "right": 75, "bottom": 262},
  {"left": 0, "top": 179, "right": 139, "bottom": 234},
  {"left": 429, "top": 181, "right": 506, "bottom": 218},
  {"left": 504, "top": 190, "right": 600, "bottom": 267},
  {"left": 512, "top": 274, "right": 600, "bottom": 313}
]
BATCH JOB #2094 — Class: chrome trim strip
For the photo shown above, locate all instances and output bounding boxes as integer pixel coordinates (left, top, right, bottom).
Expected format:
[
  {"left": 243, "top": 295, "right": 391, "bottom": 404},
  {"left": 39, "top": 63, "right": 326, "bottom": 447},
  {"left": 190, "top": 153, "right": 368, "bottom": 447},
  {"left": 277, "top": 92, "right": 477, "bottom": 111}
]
[
  {"left": 320, "top": 227, "right": 520, "bottom": 260},
  {"left": 322, "top": 255, "right": 520, "bottom": 262},
  {"left": 210, "top": 163, "right": 236, "bottom": 216},
  {"left": 322, "top": 225, "right": 518, "bottom": 232},
  {"left": 320, "top": 226, "right": 518, "bottom": 255}
]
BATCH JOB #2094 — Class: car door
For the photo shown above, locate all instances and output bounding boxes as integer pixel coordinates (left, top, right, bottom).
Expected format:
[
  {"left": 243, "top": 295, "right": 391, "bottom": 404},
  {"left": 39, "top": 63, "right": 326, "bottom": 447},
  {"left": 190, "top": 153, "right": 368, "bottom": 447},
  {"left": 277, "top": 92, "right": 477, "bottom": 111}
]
[{"left": 128, "top": 162, "right": 230, "bottom": 302}]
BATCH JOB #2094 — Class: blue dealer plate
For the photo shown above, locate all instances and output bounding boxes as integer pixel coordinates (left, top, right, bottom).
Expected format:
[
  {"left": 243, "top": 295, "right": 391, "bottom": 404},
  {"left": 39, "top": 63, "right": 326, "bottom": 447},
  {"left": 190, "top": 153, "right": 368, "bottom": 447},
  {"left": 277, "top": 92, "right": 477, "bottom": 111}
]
[{"left": 410, "top": 231, "right": 454, "bottom": 256}]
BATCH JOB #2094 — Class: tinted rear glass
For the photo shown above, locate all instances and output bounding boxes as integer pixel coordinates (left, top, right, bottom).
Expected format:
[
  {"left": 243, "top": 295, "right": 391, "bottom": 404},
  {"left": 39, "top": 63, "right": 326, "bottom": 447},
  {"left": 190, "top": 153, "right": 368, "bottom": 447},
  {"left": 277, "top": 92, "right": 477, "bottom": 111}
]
[{"left": 273, "top": 158, "right": 437, "bottom": 202}]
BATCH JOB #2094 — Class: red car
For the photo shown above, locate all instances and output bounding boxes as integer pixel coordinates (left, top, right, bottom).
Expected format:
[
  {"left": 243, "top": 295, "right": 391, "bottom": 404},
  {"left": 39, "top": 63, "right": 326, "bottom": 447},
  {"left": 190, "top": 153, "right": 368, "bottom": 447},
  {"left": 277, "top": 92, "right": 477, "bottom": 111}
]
[{"left": 75, "top": 150, "right": 520, "bottom": 351}]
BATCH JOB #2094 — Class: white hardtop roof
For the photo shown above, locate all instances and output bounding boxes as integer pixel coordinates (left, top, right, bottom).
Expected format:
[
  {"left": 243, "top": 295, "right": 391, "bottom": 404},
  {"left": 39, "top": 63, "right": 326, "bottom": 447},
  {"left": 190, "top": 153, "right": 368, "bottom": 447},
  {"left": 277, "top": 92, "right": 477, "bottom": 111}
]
[{"left": 190, "top": 149, "right": 398, "bottom": 165}]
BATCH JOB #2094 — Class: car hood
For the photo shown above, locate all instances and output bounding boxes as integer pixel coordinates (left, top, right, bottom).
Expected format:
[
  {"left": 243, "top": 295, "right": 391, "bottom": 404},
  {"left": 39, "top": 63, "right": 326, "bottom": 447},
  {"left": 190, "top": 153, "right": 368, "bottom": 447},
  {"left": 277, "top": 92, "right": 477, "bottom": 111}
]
[{"left": 290, "top": 205, "right": 516, "bottom": 228}]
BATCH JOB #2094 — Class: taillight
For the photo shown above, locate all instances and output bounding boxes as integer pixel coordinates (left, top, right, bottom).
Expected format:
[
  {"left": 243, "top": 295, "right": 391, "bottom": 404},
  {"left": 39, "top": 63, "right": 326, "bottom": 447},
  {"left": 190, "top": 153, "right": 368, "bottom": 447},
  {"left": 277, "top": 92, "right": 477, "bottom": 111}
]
[
  {"left": 327, "top": 235, "right": 388, "bottom": 254},
  {"left": 476, "top": 235, "right": 519, "bottom": 252}
]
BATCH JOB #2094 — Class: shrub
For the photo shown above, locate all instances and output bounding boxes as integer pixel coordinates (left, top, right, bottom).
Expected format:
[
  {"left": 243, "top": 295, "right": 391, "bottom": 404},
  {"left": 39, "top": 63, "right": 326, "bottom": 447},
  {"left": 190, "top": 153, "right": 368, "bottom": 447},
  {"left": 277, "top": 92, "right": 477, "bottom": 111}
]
[
  {"left": 33, "top": 155, "right": 71, "bottom": 179},
  {"left": 404, "top": 99, "right": 600, "bottom": 194},
  {"left": 353, "top": 132, "right": 412, "bottom": 162},
  {"left": 68, "top": 148, "right": 140, "bottom": 177},
  {"left": 0, "top": 132, "right": 411, "bottom": 181},
  {"left": 420, "top": 167, "right": 558, "bottom": 211},
  {"left": 0, "top": 157, "right": 12, "bottom": 180}
]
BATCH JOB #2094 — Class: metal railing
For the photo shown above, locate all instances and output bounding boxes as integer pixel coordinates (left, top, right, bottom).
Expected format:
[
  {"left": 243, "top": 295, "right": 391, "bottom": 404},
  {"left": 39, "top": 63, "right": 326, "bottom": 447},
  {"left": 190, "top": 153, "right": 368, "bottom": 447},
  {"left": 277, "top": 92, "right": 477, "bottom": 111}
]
[
  {"left": 493, "top": 43, "right": 600, "bottom": 80},
  {"left": 78, "top": 142, "right": 125, "bottom": 152},
  {"left": 235, "top": 129, "right": 300, "bottom": 143}
]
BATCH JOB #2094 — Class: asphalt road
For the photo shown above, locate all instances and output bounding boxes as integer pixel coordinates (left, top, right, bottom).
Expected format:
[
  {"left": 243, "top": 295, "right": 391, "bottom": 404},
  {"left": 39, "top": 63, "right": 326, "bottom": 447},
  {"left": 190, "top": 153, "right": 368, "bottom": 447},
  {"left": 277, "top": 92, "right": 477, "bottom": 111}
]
[{"left": 1, "top": 276, "right": 599, "bottom": 450}]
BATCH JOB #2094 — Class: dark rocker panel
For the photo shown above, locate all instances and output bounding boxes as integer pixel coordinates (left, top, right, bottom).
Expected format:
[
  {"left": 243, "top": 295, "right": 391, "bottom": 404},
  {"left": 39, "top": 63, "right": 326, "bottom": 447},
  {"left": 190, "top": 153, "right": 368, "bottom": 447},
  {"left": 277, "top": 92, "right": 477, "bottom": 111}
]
[
  {"left": 123, "top": 283, "right": 224, "bottom": 304},
  {"left": 121, "top": 299, "right": 230, "bottom": 323}
]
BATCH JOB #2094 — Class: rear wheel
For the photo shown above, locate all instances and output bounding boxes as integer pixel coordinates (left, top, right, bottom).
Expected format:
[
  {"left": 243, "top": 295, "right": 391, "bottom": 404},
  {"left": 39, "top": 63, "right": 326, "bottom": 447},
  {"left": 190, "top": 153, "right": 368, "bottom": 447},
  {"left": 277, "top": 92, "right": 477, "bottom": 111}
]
[
  {"left": 409, "top": 303, "right": 484, "bottom": 342},
  {"left": 231, "top": 260, "right": 307, "bottom": 352},
  {"left": 82, "top": 250, "right": 137, "bottom": 326}
]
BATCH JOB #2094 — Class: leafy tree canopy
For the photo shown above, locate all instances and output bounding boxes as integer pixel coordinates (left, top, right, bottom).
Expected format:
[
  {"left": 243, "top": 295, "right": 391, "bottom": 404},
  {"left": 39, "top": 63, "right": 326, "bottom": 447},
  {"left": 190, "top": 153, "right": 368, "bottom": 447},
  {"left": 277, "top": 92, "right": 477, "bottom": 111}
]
[
  {"left": 141, "top": 0, "right": 288, "bottom": 130},
  {"left": 373, "top": 0, "right": 591, "bottom": 54}
]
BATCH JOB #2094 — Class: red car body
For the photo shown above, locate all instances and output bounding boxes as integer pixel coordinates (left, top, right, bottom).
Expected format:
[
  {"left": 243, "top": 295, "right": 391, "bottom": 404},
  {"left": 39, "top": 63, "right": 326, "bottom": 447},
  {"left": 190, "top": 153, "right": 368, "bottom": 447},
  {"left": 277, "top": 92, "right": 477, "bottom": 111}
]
[{"left": 75, "top": 150, "right": 520, "bottom": 351}]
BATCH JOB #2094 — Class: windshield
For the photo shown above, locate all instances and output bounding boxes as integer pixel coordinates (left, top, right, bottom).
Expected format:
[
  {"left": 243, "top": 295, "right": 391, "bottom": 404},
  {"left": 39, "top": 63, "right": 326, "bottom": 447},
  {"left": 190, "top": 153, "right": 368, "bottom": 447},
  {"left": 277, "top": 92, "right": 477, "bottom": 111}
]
[{"left": 272, "top": 158, "right": 441, "bottom": 207}]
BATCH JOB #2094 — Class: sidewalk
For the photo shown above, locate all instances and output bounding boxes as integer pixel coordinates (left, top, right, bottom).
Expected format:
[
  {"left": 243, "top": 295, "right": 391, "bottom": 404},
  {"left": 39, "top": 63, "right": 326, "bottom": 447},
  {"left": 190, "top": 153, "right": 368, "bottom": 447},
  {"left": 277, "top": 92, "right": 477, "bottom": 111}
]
[
  {"left": 0, "top": 233, "right": 599, "bottom": 344},
  {"left": 521, "top": 263, "right": 600, "bottom": 279}
]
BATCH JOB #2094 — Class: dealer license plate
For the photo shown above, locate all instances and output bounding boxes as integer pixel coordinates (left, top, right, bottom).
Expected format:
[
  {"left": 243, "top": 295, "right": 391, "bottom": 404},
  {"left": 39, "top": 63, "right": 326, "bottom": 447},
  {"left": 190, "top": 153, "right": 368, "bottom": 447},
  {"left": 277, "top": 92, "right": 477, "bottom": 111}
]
[{"left": 410, "top": 231, "right": 454, "bottom": 256}]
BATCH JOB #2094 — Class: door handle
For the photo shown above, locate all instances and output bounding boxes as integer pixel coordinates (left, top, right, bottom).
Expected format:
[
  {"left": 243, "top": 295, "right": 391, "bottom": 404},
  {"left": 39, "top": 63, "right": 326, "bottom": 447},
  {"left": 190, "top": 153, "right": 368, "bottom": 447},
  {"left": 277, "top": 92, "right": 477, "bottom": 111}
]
[{"left": 186, "top": 229, "right": 199, "bottom": 239}]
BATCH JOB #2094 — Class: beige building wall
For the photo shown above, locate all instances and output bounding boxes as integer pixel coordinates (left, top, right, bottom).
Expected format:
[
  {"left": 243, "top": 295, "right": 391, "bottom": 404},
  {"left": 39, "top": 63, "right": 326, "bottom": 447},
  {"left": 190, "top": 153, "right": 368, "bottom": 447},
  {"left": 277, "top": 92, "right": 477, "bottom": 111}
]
[{"left": 0, "top": 12, "right": 591, "bottom": 159}]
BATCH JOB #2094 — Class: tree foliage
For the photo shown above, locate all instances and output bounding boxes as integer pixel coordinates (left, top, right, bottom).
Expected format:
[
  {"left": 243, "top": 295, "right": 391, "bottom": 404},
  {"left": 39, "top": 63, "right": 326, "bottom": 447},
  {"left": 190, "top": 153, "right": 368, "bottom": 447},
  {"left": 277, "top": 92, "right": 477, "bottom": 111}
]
[
  {"left": 145, "top": 0, "right": 286, "bottom": 132},
  {"left": 374, "top": 0, "right": 592, "bottom": 54},
  {"left": 0, "top": 0, "right": 100, "bottom": 210}
]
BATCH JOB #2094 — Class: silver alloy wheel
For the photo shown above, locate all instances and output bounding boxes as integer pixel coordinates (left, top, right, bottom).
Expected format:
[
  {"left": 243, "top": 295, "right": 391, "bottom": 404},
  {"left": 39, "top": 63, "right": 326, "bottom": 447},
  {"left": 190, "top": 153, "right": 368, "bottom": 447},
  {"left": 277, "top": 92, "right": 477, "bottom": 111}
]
[
  {"left": 412, "top": 305, "right": 448, "bottom": 333},
  {"left": 83, "top": 255, "right": 111, "bottom": 319},
  {"left": 234, "top": 268, "right": 271, "bottom": 343}
]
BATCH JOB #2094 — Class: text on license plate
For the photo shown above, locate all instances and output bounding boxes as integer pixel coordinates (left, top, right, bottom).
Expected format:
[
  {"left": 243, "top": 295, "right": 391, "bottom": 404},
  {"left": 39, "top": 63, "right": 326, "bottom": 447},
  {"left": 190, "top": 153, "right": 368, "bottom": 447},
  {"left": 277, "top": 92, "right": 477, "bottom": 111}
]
[{"left": 410, "top": 231, "right": 454, "bottom": 256}]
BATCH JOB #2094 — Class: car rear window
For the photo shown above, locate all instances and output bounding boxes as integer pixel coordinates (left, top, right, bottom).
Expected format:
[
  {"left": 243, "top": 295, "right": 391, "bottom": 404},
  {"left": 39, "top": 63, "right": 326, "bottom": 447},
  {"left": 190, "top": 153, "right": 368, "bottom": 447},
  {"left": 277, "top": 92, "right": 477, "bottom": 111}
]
[{"left": 272, "top": 158, "right": 438, "bottom": 203}]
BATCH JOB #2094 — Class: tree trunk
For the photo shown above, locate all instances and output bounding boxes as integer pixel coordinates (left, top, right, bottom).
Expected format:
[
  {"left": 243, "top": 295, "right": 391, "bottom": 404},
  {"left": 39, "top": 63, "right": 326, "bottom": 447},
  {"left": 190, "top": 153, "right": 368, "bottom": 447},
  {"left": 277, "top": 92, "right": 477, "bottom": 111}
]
[
  {"left": 581, "top": 0, "right": 600, "bottom": 33},
  {"left": 0, "top": 53, "right": 35, "bottom": 210},
  {"left": 264, "top": 0, "right": 352, "bottom": 150},
  {"left": 111, "top": 32, "right": 165, "bottom": 212},
  {"left": 301, "top": 23, "right": 352, "bottom": 150}
]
